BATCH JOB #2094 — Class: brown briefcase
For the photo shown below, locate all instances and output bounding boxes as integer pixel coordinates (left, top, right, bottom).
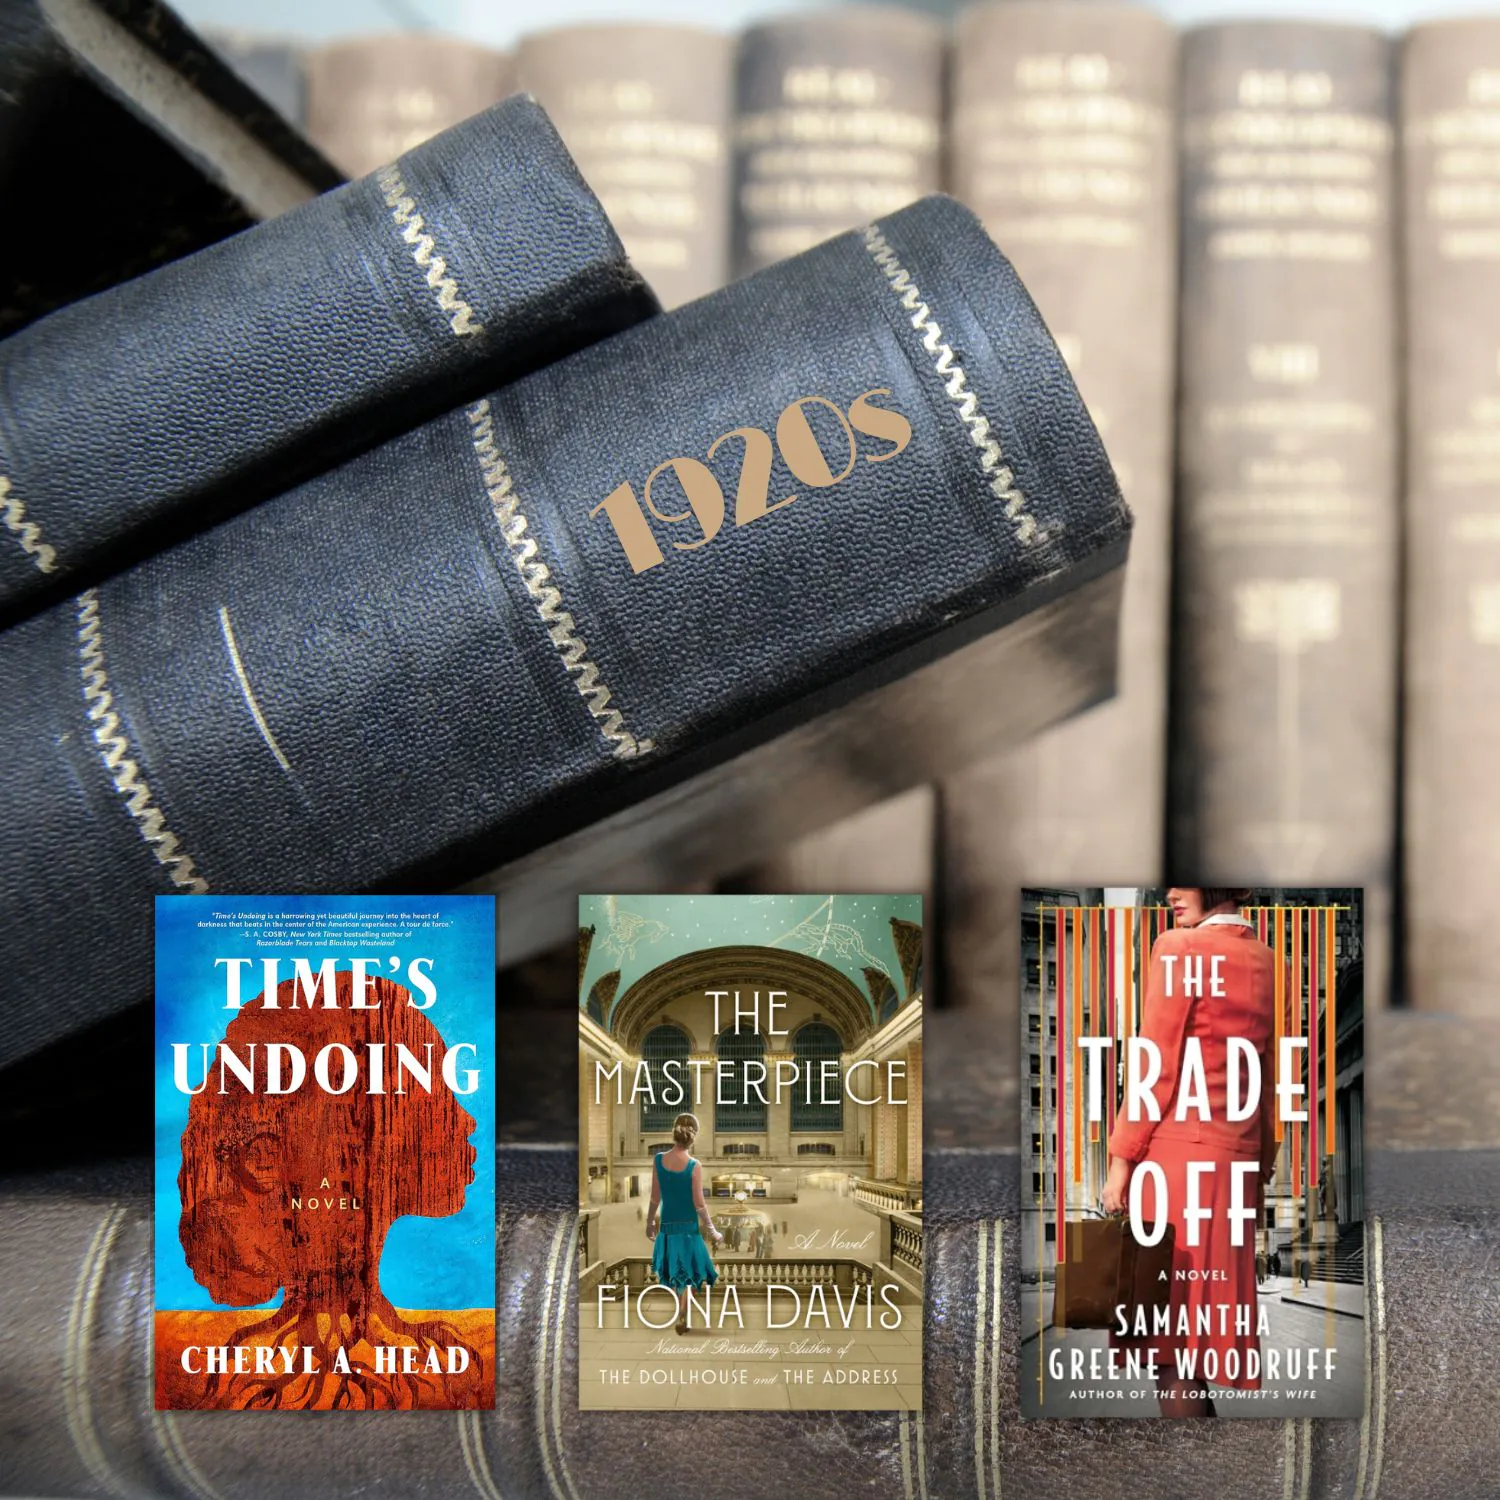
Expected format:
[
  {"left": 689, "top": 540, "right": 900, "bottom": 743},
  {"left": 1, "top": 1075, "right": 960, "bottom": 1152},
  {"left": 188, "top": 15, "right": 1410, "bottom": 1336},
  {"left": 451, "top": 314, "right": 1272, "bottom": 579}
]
[{"left": 1052, "top": 1214, "right": 1175, "bottom": 1330}]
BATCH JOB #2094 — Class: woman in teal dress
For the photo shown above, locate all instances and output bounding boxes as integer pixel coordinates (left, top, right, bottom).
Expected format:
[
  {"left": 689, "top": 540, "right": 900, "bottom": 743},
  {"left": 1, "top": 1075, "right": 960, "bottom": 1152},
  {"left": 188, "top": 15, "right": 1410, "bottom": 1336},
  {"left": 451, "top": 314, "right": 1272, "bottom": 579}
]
[{"left": 645, "top": 1112, "right": 723, "bottom": 1333}]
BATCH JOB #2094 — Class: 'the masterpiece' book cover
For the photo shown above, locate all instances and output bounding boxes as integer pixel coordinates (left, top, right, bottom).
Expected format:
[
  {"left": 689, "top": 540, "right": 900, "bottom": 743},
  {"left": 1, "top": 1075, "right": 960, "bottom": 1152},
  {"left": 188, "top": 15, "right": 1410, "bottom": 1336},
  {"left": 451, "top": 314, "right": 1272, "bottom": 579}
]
[
  {"left": 1021, "top": 887, "right": 1365, "bottom": 1418},
  {"left": 578, "top": 893, "right": 924, "bottom": 1410},
  {"left": 154, "top": 896, "right": 496, "bottom": 1410}
]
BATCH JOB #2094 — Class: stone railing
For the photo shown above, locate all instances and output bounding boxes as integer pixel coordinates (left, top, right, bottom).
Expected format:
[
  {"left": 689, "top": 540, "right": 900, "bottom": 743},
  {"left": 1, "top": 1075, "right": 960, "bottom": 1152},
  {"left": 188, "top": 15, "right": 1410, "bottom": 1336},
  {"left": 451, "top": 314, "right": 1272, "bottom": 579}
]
[
  {"left": 853, "top": 1178, "right": 916, "bottom": 1213},
  {"left": 600, "top": 1257, "right": 874, "bottom": 1294},
  {"left": 890, "top": 1211, "right": 924, "bottom": 1279},
  {"left": 578, "top": 1209, "right": 604, "bottom": 1294}
]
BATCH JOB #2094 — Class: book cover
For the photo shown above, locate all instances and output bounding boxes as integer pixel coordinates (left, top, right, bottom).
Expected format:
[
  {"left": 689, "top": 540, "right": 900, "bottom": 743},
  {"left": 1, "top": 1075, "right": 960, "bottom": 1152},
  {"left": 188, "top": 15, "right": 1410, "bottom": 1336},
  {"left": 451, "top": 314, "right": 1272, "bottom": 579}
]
[
  {"left": 153, "top": 895, "right": 496, "bottom": 1410},
  {"left": 578, "top": 893, "right": 923, "bottom": 1410},
  {"left": 1021, "top": 886, "right": 1365, "bottom": 1418}
]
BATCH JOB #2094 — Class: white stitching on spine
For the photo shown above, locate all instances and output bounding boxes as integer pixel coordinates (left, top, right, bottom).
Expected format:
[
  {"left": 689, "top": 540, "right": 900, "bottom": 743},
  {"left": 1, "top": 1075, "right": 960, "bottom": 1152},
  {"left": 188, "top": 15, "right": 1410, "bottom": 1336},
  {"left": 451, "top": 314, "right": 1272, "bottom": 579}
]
[
  {"left": 861, "top": 225, "right": 1038, "bottom": 546},
  {"left": 0, "top": 475, "right": 58, "bottom": 574},
  {"left": 76, "top": 589, "right": 209, "bottom": 892},
  {"left": 466, "top": 402, "right": 654, "bottom": 760},
  {"left": 376, "top": 164, "right": 485, "bottom": 337}
]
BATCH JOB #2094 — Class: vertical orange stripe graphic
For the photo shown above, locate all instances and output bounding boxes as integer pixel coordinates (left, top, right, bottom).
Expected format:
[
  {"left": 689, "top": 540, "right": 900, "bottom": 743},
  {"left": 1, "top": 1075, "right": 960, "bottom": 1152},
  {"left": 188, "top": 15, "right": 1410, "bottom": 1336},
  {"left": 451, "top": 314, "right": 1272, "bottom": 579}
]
[
  {"left": 1124, "top": 907, "right": 1136, "bottom": 1042},
  {"left": 1037, "top": 901, "right": 1046, "bottom": 1203},
  {"left": 1088, "top": 907, "right": 1100, "bottom": 1144},
  {"left": 1309, "top": 909, "right": 1319, "bottom": 1188},
  {"left": 1292, "top": 908, "right": 1302, "bottom": 1201},
  {"left": 1072, "top": 910, "right": 1083, "bottom": 1185},
  {"left": 1325, "top": 906, "right": 1336, "bottom": 1154},
  {"left": 1106, "top": 908, "right": 1116, "bottom": 1142},
  {"left": 1274, "top": 907, "right": 1286, "bottom": 1144},
  {"left": 1056, "top": 908, "right": 1065, "bottom": 1261}
]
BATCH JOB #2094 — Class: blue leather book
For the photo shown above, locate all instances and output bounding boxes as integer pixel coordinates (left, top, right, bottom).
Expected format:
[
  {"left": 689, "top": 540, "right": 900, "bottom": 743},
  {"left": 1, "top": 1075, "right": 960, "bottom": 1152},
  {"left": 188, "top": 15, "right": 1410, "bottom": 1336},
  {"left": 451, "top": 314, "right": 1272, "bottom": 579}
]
[
  {"left": 0, "top": 194, "right": 1130, "bottom": 1065},
  {"left": 0, "top": 91, "right": 659, "bottom": 618},
  {"left": 0, "top": 0, "right": 341, "bottom": 338}
]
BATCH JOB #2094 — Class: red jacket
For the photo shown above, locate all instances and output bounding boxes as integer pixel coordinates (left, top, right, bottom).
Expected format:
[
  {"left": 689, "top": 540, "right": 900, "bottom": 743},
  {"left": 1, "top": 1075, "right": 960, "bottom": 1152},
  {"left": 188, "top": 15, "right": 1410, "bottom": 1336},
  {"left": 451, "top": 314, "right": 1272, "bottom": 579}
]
[{"left": 1107, "top": 920, "right": 1281, "bottom": 1172}]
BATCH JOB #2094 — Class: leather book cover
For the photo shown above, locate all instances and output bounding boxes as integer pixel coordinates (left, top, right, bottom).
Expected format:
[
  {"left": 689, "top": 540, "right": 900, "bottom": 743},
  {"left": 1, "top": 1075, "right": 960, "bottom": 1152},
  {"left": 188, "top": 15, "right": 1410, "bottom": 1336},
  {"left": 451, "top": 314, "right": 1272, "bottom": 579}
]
[
  {"left": 940, "top": 1, "right": 1178, "bottom": 1029},
  {"left": 516, "top": 24, "right": 734, "bottom": 310},
  {"left": 204, "top": 29, "right": 307, "bottom": 128},
  {"left": 1020, "top": 887, "right": 1364, "bottom": 1418},
  {"left": 1169, "top": 24, "right": 1398, "bottom": 997},
  {"left": 0, "top": 93, "right": 659, "bottom": 617},
  {"left": 0, "top": 195, "right": 1130, "bottom": 1069},
  {"left": 0, "top": 0, "right": 341, "bottom": 337},
  {"left": 4, "top": 992, "right": 1499, "bottom": 1500},
  {"left": 152, "top": 894, "right": 496, "bottom": 1410},
  {"left": 305, "top": 33, "right": 515, "bottom": 180},
  {"left": 578, "top": 893, "right": 922, "bottom": 1410},
  {"left": 1401, "top": 20, "right": 1500, "bottom": 1015},
  {"left": 732, "top": 6, "right": 944, "bottom": 276}
]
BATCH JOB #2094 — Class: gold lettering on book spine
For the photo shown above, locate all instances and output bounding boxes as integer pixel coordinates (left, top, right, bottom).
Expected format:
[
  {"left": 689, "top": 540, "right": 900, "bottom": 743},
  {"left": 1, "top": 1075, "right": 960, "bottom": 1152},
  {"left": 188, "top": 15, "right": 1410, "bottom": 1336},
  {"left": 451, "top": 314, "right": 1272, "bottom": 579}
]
[
  {"left": 376, "top": 164, "right": 485, "bottom": 337},
  {"left": 861, "top": 225, "right": 1037, "bottom": 544},
  {"left": 0, "top": 475, "right": 58, "bottom": 574},
  {"left": 75, "top": 589, "right": 209, "bottom": 892},
  {"left": 466, "top": 402, "right": 654, "bottom": 760}
]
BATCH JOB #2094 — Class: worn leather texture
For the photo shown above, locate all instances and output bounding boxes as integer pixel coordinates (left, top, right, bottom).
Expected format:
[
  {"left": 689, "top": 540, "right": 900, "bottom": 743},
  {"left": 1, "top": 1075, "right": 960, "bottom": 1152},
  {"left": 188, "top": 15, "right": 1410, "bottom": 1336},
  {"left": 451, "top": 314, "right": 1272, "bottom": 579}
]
[
  {"left": 0, "top": 1148, "right": 1493, "bottom": 1497},
  {"left": 0, "top": 92, "right": 659, "bottom": 614},
  {"left": 0, "top": 1009, "right": 1494, "bottom": 1495},
  {"left": 0, "top": 0, "right": 339, "bottom": 339},
  {"left": 0, "top": 194, "right": 1129, "bottom": 1067}
]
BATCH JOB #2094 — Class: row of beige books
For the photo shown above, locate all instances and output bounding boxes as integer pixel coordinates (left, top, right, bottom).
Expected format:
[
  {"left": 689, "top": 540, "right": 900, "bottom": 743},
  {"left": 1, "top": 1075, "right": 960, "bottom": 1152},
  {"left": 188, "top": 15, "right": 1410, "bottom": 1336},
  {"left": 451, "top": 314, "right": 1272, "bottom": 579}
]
[{"left": 210, "top": 3, "right": 1498, "bottom": 1023}]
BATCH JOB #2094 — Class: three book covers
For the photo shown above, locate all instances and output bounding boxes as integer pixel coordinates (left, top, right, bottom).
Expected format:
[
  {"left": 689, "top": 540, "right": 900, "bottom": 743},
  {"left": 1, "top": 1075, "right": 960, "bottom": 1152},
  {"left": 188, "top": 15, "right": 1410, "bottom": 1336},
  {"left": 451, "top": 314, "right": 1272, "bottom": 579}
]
[{"left": 151, "top": 886, "right": 1365, "bottom": 1418}]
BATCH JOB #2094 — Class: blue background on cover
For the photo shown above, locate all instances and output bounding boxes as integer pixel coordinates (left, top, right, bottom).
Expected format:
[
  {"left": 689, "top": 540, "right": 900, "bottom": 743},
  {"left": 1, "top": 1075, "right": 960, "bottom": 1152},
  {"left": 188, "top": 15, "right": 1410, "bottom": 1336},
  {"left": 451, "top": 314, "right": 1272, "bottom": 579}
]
[{"left": 154, "top": 895, "right": 495, "bottom": 1312}]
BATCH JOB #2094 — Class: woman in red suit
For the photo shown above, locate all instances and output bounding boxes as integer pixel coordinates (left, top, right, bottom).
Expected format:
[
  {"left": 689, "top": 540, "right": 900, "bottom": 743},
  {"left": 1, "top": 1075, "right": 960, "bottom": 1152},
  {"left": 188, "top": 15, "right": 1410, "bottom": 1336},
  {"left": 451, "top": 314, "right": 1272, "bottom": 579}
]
[{"left": 1101, "top": 887, "right": 1281, "bottom": 1418}]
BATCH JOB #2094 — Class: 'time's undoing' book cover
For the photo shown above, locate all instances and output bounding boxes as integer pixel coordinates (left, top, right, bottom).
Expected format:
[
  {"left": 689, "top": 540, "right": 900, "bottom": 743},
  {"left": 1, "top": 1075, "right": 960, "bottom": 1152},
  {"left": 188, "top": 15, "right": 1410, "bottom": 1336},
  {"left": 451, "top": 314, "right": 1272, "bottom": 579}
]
[
  {"left": 154, "top": 896, "right": 496, "bottom": 1410},
  {"left": 578, "top": 894, "right": 924, "bottom": 1410},
  {"left": 1021, "top": 887, "right": 1365, "bottom": 1418}
]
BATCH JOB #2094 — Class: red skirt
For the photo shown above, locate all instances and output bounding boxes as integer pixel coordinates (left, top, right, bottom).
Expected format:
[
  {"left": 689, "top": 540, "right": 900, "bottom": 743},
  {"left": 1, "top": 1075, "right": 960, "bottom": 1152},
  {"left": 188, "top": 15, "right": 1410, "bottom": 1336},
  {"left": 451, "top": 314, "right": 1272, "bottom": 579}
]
[{"left": 1114, "top": 1135, "right": 1262, "bottom": 1390}]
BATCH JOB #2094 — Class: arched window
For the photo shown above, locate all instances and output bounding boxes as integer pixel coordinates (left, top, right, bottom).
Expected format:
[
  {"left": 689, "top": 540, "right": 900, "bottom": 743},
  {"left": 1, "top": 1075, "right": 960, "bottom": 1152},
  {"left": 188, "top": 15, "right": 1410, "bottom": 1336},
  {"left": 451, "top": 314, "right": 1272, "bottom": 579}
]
[
  {"left": 715, "top": 1025, "right": 767, "bottom": 1132},
  {"left": 791, "top": 1021, "right": 843, "bottom": 1132},
  {"left": 640, "top": 1024, "right": 690, "bottom": 1132}
]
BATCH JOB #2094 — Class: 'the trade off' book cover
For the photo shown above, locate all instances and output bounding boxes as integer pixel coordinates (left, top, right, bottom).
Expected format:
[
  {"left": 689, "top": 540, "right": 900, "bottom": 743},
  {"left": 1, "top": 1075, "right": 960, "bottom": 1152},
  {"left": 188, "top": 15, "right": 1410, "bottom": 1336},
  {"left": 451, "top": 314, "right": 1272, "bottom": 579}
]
[
  {"left": 1021, "top": 887, "right": 1365, "bottom": 1419},
  {"left": 578, "top": 893, "right": 924, "bottom": 1410},
  {"left": 154, "top": 896, "right": 495, "bottom": 1410}
]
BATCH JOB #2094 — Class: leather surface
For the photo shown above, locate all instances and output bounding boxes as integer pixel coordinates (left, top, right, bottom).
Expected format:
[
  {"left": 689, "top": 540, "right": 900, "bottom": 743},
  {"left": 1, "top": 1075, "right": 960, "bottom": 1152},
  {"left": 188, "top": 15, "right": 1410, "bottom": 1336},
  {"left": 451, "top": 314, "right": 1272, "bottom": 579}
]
[
  {"left": 0, "top": 1009, "right": 1495, "bottom": 1494},
  {"left": 0, "top": 0, "right": 339, "bottom": 339},
  {"left": 0, "top": 1144, "right": 1493, "bottom": 1498},
  {"left": 0, "top": 92, "right": 659, "bottom": 613},
  {"left": 0, "top": 194, "right": 1129, "bottom": 1066}
]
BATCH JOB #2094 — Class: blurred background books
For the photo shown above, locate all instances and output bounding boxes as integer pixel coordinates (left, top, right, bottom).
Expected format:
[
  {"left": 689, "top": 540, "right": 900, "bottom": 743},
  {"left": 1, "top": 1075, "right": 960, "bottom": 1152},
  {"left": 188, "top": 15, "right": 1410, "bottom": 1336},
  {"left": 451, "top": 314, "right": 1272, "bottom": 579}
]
[{"left": 183, "top": 0, "right": 1500, "bottom": 1028}]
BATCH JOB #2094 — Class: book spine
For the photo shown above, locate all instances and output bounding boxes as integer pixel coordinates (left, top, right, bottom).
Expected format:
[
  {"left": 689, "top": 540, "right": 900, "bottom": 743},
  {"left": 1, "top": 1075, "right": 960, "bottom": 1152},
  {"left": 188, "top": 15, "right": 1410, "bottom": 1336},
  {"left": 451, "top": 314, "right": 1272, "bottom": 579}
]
[
  {"left": 205, "top": 30, "right": 307, "bottom": 128},
  {"left": 0, "top": 196, "right": 1127, "bottom": 1069},
  {"left": 1169, "top": 26, "right": 1398, "bottom": 989},
  {"left": 1, "top": 1141, "right": 1496, "bottom": 1497},
  {"left": 516, "top": 25, "right": 735, "bottom": 311},
  {"left": 939, "top": 2, "right": 1179, "bottom": 1020},
  {"left": 731, "top": 7, "right": 944, "bottom": 277},
  {"left": 0, "top": 95, "right": 658, "bottom": 616},
  {"left": 0, "top": 0, "right": 339, "bottom": 338},
  {"left": 1401, "top": 21, "right": 1500, "bottom": 1015},
  {"left": 305, "top": 34, "right": 516, "bottom": 180}
]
